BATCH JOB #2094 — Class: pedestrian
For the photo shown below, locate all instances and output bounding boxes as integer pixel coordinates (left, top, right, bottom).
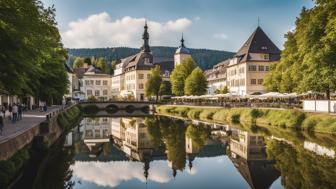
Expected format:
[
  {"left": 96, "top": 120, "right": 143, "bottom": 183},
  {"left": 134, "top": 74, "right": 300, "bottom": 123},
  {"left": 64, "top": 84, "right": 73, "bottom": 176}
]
[
  {"left": 1, "top": 105, "right": 5, "bottom": 118},
  {"left": 8, "top": 104, "right": 12, "bottom": 121},
  {"left": 12, "top": 103, "right": 18, "bottom": 123},
  {"left": 0, "top": 115, "right": 3, "bottom": 135},
  {"left": 18, "top": 104, "right": 22, "bottom": 120}
]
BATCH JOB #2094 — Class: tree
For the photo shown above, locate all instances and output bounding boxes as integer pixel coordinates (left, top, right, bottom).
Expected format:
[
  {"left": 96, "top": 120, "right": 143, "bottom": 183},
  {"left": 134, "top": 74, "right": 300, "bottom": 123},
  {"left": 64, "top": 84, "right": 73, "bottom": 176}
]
[
  {"left": 84, "top": 57, "right": 92, "bottom": 66},
  {"left": 145, "top": 65, "right": 162, "bottom": 101},
  {"left": 73, "top": 57, "right": 84, "bottom": 68},
  {"left": 0, "top": 0, "right": 68, "bottom": 104},
  {"left": 96, "top": 57, "right": 109, "bottom": 73},
  {"left": 159, "top": 80, "right": 172, "bottom": 96},
  {"left": 264, "top": 1, "right": 336, "bottom": 99},
  {"left": 109, "top": 60, "right": 117, "bottom": 75},
  {"left": 170, "top": 57, "right": 196, "bottom": 96},
  {"left": 184, "top": 67, "right": 208, "bottom": 95}
]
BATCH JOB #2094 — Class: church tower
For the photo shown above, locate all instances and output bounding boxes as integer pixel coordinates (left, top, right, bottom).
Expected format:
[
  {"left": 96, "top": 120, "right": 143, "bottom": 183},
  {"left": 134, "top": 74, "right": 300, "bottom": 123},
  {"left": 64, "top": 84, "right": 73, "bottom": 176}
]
[{"left": 174, "top": 35, "right": 191, "bottom": 67}]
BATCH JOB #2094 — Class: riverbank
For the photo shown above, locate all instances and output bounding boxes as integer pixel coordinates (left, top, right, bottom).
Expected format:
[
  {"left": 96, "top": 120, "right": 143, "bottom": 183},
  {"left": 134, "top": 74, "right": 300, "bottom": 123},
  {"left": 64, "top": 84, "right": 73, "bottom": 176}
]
[
  {"left": 0, "top": 105, "right": 82, "bottom": 189},
  {"left": 156, "top": 105, "right": 336, "bottom": 134}
]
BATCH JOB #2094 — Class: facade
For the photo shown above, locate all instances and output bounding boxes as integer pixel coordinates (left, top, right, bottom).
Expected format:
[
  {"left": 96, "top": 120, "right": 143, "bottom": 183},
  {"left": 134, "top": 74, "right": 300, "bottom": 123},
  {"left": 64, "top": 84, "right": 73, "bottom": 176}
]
[
  {"left": 226, "top": 26, "right": 281, "bottom": 95},
  {"left": 64, "top": 63, "right": 79, "bottom": 99},
  {"left": 205, "top": 60, "right": 229, "bottom": 94},
  {"left": 174, "top": 35, "right": 192, "bottom": 66},
  {"left": 205, "top": 26, "right": 281, "bottom": 95},
  {"left": 81, "top": 65, "right": 112, "bottom": 100},
  {"left": 111, "top": 22, "right": 176, "bottom": 101}
]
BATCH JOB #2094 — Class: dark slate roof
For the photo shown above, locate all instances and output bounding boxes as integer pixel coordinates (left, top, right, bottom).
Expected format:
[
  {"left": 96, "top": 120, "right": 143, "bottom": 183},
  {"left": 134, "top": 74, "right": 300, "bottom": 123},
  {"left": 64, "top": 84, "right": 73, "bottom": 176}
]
[
  {"left": 235, "top": 26, "right": 281, "bottom": 58},
  {"left": 153, "top": 57, "right": 174, "bottom": 73},
  {"left": 123, "top": 52, "right": 155, "bottom": 71},
  {"left": 230, "top": 156, "right": 280, "bottom": 189},
  {"left": 175, "top": 46, "right": 190, "bottom": 54},
  {"left": 64, "top": 63, "right": 74, "bottom": 73},
  {"left": 85, "top": 65, "right": 103, "bottom": 74}
]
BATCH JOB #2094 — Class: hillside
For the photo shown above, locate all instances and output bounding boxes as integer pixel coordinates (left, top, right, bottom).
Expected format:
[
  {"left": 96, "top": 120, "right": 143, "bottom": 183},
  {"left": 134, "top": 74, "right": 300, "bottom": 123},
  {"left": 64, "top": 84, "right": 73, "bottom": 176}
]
[{"left": 67, "top": 47, "right": 235, "bottom": 70}]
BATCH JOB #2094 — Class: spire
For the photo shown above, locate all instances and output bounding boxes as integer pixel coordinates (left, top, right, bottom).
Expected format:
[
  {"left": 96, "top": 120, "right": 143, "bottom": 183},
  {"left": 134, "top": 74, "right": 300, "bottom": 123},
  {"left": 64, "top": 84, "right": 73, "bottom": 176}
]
[
  {"left": 180, "top": 33, "right": 185, "bottom": 48},
  {"left": 141, "top": 20, "right": 151, "bottom": 53}
]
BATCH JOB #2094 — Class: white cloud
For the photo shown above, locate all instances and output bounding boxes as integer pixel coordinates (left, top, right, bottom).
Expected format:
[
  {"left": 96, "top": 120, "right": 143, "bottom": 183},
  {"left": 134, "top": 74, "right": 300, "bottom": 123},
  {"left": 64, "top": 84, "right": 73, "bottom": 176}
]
[
  {"left": 71, "top": 160, "right": 172, "bottom": 188},
  {"left": 61, "top": 12, "right": 192, "bottom": 48},
  {"left": 213, "top": 33, "right": 228, "bottom": 40}
]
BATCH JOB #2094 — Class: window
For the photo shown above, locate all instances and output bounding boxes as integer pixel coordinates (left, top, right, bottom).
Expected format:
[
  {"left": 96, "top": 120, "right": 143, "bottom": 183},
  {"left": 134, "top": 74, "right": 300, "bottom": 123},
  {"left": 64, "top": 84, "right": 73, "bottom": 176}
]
[
  {"left": 258, "top": 65, "right": 265, "bottom": 71},
  {"left": 251, "top": 79, "right": 256, "bottom": 85},
  {"left": 258, "top": 79, "right": 263, "bottom": 85},
  {"left": 248, "top": 65, "right": 257, "bottom": 71},
  {"left": 103, "top": 81, "right": 108, "bottom": 85},
  {"left": 239, "top": 67, "right": 245, "bottom": 74},
  {"left": 103, "top": 90, "right": 108, "bottom": 95},
  {"left": 95, "top": 90, "right": 100, "bottom": 96},
  {"left": 147, "top": 74, "right": 150, "bottom": 79},
  {"left": 96, "top": 80, "right": 101, "bottom": 85},
  {"left": 85, "top": 80, "right": 90, "bottom": 86},
  {"left": 87, "top": 90, "right": 92, "bottom": 96},
  {"left": 89, "top": 80, "right": 94, "bottom": 85},
  {"left": 260, "top": 54, "right": 269, "bottom": 60},
  {"left": 240, "top": 79, "right": 245, "bottom": 86},
  {"left": 138, "top": 74, "right": 144, "bottom": 79},
  {"left": 139, "top": 83, "right": 144, "bottom": 89},
  {"left": 265, "top": 66, "right": 270, "bottom": 71}
]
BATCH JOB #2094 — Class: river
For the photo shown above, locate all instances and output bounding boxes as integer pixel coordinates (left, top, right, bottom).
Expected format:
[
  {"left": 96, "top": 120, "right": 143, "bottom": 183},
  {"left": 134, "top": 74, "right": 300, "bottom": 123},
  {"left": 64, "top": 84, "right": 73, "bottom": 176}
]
[{"left": 15, "top": 115, "right": 336, "bottom": 189}]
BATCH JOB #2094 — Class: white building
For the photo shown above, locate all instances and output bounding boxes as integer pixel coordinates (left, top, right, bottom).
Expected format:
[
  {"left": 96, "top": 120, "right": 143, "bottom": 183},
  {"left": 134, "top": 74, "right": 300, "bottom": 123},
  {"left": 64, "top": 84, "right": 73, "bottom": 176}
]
[
  {"left": 174, "top": 35, "right": 192, "bottom": 66},
  {"left": 206, "top": 26, "right": 281, "bottom": 95},
  {"left": 81, "top": 65, "right": 112, "bottom": 100}
]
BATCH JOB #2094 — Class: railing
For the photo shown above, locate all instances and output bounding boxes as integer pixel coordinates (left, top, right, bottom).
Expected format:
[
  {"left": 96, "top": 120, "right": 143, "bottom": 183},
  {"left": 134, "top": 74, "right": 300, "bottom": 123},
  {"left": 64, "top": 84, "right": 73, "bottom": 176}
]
[{"left": 45, "top": 103, "right": 77, "bottom": 121}]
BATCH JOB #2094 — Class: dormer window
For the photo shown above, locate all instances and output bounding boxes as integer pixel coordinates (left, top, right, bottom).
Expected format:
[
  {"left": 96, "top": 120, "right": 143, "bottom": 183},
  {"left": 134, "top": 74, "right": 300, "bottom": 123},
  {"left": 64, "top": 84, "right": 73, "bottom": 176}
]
[
  {"left": 261, "top": 46, "right": 267, "bottom": 50},
  {"left": 144, "top": 57, "right": 151, "bottom": 64}
]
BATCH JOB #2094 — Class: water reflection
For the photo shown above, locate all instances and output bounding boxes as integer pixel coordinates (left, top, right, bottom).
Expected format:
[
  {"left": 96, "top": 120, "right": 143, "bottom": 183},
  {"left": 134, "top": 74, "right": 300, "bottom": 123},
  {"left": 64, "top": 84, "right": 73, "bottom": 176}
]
[{"left": 58, "top": 116, "right": 336, "bottom": 189}]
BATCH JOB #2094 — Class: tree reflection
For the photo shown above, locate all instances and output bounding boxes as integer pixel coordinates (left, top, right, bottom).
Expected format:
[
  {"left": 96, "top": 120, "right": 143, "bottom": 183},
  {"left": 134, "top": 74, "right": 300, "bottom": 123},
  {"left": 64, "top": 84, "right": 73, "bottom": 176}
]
[
  {"left": 160, "top": 118, "right": 187, "bottom": 172},
  {"left": 266, "top": 140, "right": 336, "bottom": 189}
]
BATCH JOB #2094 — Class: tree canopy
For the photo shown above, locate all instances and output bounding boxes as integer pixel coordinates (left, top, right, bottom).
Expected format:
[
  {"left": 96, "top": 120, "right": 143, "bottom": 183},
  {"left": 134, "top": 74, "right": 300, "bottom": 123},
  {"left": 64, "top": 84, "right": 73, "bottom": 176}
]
[
  {"left": 0, "top": 0, "right": 68, "bottom": 103},
  {"left": 170, "top": 57, "right": 196, "bottom": 96},
  {"left": 145, "top": 65, "right": 162, "bottom": 101},
  {"left": 184, "top": 67, "right": 208, "bottom": 96},
  {"left": 264, "top": 0, "right": 336, "bottom": 99}
]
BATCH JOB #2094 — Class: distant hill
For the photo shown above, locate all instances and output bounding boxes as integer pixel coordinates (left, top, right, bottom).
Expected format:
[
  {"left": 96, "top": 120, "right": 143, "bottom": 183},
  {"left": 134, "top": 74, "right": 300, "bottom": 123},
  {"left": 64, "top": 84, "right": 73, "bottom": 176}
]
[{"left": 67, "top": 47, "right": 235, "bottom": 70}]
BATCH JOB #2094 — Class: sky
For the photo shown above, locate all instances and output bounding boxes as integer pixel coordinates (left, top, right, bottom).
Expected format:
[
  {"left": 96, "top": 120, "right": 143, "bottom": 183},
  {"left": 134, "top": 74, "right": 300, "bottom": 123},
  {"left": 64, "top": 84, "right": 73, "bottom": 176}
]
[{"left": 42, "top": 0, "right": 315, "bottom": 52}]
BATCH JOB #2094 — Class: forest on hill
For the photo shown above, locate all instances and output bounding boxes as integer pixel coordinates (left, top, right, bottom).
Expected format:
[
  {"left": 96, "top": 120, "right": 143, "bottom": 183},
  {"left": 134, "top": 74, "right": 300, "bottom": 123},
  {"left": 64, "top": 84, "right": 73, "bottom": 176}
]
[{"left": 67, "top": 46, "right": 235, "bottom": 70}]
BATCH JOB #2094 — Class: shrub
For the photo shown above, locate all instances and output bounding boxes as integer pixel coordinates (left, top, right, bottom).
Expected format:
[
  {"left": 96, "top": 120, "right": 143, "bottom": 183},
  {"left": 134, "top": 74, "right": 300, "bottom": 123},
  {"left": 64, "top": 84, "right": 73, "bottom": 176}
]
[
  {"left": 174, "top": 107, "right": 190, "bottom": 117},
  {"left": 199, "top": 109, "right": 217, "bottom": 120},
  {"left": 187, "top": 109, "right": 202, "bottom": 119}
]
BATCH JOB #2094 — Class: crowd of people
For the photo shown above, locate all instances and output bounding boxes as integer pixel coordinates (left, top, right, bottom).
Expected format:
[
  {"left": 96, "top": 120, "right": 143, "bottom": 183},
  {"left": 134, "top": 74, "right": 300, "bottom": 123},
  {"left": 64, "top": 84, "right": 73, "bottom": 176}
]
[{"left": 0, "top": 103, "right": 24, "bottom": 135}]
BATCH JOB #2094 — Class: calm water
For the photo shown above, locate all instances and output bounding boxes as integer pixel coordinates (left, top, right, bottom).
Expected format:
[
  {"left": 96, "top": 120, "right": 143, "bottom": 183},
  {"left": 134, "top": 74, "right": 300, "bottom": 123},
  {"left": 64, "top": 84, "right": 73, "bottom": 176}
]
[{"left": 31, "top": 116, "right": 336, "bottom": 189}]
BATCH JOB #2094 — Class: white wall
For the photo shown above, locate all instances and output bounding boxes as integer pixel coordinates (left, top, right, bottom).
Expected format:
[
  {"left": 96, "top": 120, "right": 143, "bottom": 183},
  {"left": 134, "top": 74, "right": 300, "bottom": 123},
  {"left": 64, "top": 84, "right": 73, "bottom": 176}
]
[{"left": 303, "top": 100, "right": 336, "bottom": 113}]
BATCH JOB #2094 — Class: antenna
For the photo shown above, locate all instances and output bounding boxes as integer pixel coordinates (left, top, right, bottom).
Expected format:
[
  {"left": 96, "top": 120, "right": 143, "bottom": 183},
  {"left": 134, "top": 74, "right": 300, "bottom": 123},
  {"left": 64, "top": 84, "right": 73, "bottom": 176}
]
[{"left": 258, "top": 16, "right": 260, "bottom": 27}]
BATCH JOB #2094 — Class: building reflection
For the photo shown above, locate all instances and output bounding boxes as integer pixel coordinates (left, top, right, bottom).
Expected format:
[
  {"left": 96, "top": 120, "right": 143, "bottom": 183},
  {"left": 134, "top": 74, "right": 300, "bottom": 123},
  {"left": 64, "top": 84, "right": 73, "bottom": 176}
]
[{"left": 229, "top": 128, "right": 280, "bottom": 189}]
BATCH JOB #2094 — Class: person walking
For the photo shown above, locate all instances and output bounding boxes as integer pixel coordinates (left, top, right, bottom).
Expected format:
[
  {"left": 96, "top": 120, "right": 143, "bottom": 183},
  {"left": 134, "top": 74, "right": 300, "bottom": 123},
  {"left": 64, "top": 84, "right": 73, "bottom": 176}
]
[
  {"left": 1, "top": 105, "right": 5, "bottom": 118},
  {"left": 18, "top": 104, "right": 22, "bottom": 120},
  {"left": 0, "top": 115, "right": 3, "bottom": 135},
  {"left": 8, "top": 104, "right": 12, "bottom": 121},
  {"left": 12, "top": 103, "right": 18, "bottom": 123}
]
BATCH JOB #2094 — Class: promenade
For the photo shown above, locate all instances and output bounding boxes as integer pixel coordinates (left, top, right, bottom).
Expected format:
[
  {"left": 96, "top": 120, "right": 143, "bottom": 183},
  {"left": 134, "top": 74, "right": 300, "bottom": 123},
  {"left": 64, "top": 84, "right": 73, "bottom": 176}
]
[{"left": 0, "top": 106, "right": 61, "bottom": 144}]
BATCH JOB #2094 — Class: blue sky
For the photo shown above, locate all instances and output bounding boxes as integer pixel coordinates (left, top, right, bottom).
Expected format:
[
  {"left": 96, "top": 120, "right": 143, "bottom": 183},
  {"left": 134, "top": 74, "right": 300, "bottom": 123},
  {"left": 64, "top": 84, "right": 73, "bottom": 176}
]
[{"left": 42, "top": 0, "right": 314, "bottom": 51}]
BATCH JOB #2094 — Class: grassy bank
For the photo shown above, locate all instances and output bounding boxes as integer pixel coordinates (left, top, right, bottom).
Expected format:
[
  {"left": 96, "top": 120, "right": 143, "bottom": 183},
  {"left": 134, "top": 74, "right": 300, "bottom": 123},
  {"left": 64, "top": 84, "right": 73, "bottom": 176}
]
[
  {"left": 57, "top": 106, "right": 82, "bottom": 130},
  {"left": 156, "top": 105, "right": 336, "bottom": 134}
]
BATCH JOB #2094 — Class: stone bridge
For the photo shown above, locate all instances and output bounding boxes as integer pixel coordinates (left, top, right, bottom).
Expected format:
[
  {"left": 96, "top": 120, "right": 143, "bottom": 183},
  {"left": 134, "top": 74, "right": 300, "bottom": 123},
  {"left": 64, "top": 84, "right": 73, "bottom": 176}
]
[{"left": 79, "top": 101, "right": 157, "bottom": 114}]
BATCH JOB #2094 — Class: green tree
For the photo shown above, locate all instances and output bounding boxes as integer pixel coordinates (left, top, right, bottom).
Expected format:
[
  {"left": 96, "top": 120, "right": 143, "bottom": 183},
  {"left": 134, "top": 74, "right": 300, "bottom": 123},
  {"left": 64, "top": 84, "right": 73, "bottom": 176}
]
[
  {"left": 145, "top": 65, "right": 162, "bottom": 101},
  {"left": 73, "top": 57, "right": 84, "bottom": 68},
  {"left": 264, "top": 1, "right": 336, "bottom": 99},
  {"left": 159, "top": 80, "right": 172, "bottom": 96},
  {"left": 170, "top": 57, "right": 196, "bottom": 96},
  {"left": 84, "top": 57, "right": 92, "bottom": 66},
  {"left": 0, "top": 0, "right": 68, "bottom": 103},
  {"left": 184, "top": 67, "right": 208, "bottom": 95},
  {"left": 96, "top": 57, "right": 109, "bottom": 73}
]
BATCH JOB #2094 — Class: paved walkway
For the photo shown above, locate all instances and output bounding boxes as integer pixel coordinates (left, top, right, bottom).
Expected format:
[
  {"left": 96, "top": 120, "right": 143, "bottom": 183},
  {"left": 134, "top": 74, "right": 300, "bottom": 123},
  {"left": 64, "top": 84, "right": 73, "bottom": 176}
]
[{"left": 0, "top": 106, "right": 62, "bottom": 143}]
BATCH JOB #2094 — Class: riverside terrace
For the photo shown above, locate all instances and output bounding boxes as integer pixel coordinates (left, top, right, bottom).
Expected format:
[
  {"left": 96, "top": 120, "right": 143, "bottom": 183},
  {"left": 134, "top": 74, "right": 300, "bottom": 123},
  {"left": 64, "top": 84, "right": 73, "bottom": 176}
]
[{"left": 170, "top": 92, "right": 336, "bottom": 111}]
